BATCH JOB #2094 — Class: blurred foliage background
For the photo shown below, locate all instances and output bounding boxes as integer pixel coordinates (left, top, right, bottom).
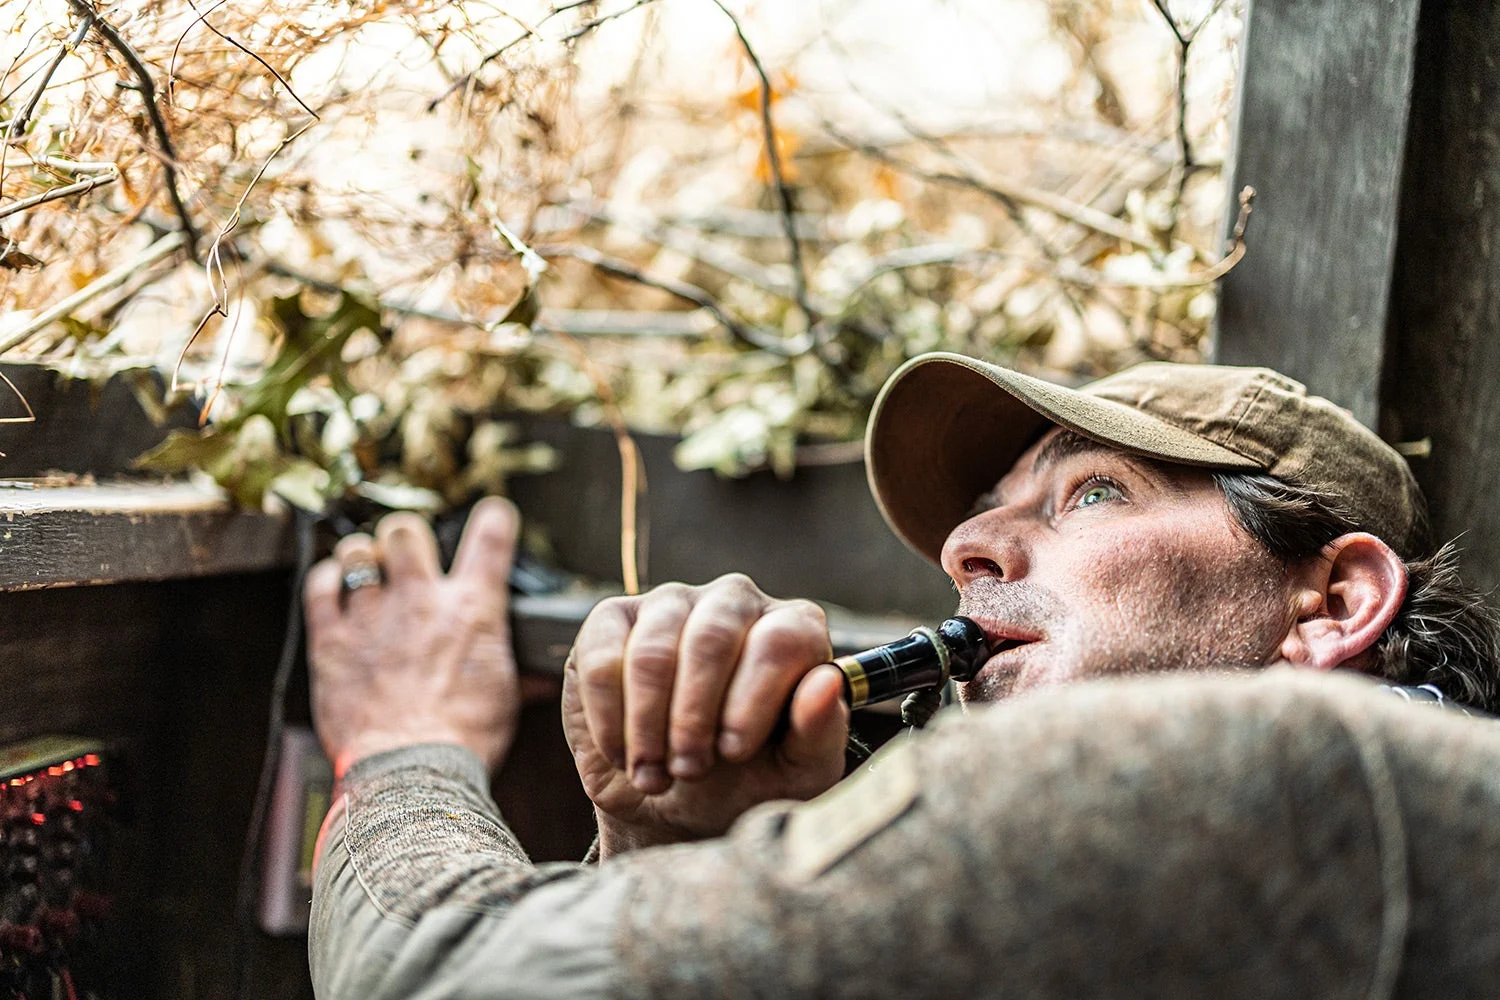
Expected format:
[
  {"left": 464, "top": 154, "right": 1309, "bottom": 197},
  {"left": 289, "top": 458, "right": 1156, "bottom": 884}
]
[{"left": 0, "top": 0, "right": 1246, "bottom": 512}]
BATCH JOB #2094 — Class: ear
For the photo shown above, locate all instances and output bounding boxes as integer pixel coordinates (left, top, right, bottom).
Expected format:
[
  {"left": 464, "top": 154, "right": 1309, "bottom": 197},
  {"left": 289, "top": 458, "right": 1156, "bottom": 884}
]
[{"left": 1279, "top": 533, "right": 1408, "bottom": 671}]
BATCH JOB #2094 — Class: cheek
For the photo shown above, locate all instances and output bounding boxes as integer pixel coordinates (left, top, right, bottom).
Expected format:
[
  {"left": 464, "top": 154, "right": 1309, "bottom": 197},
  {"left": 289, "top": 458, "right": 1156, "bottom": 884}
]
[{"left": 1043, "top": 518, "right": 1290, "bottom": 661}]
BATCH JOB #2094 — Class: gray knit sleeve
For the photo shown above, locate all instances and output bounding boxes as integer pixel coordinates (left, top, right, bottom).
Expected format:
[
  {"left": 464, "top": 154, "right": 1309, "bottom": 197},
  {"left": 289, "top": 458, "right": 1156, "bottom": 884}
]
[{"left": 309, "top": 743, "right": 627, "bottom": 1000}]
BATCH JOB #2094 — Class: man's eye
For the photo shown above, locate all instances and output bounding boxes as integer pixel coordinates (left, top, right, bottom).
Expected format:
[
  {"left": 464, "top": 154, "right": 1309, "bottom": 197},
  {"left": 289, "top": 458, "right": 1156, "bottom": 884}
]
[{"left": 1075, "top": 482, "right": 1123, "bottom": 508}]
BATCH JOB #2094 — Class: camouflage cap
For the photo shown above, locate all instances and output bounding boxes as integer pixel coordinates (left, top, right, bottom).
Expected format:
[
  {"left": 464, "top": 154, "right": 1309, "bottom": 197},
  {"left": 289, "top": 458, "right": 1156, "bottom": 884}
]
[{"left": 865, "top": 352, "right": 1427, "bottom": 564}]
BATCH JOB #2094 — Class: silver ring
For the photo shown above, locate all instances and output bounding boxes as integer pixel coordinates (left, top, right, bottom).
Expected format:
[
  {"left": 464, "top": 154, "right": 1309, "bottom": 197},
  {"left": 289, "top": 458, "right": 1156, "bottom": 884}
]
[{"left": 340, "top": 563, "right": 384, "bottom": 595}]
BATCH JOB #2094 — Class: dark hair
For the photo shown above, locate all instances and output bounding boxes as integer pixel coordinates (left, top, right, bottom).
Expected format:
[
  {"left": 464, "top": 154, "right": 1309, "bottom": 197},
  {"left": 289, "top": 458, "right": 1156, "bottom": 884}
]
[{"left": 1213, "top": 472, "right": 1500, "bottom": 713}]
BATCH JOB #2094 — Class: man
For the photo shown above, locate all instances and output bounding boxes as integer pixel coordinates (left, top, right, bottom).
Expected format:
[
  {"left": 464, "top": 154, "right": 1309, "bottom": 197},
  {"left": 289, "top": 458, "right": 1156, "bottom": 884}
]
[{"left": 307, "top": 354, "right": 1500, "bottom": 997}]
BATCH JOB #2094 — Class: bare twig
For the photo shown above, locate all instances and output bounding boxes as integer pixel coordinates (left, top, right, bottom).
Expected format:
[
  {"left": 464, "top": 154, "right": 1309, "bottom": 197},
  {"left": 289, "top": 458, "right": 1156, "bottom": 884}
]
[
  {"left": 822, "top": 121, "right": 1153, "bottom": 250},
  {"left": 536, "top": 242, "right": 815, "bottom": 355},
  {"left": 426, "top": 30, "right": 534, "bottom": 112},
  {"left": 1148, "top": 0, "right": 1232, "bottom": 239},
  {"left": 0, "top": 369, "right": 37, "bottom": 426},
  {"left": 171, "top": 0, "right": 319, "bottom": 119},
  {"left": 566, "top": 196, "right": 799, "bottom": 299},
  {"left": 560, "top": 0, "right": 659, "bottom": 41},
  {"left": 7, "top": 14, "right": 95, "bottom": 141},
  {"left": 264, "top": 260, "right": 708, "bottom": 337},
  {"left": 178, "top": 116, "right": 318, "bottom": 404},
  {"left": 66, "top": 0, "right": 200, "bottom": 258},
  {"left": 0, "top": 167, "right": 117, "bottom": 221},
  {"left": 0, "top": 230, "right": 185, "bottom": 356},
  {"left": 544, "top": 329, "right": 648, "bottom": 594},
  {"left": 428, "top": 0, "right": 659, "bottom": 112},
  {"left": 706, "top": 0, "right": 817, "bottom": 328},
  {"left": 845, "top": 223, "right": 1255, "bottom": 298}
]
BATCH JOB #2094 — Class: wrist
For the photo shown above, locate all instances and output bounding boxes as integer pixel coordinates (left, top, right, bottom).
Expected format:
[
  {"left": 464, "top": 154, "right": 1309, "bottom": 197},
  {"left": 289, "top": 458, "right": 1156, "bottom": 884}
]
[
  {"left": 594, "top": 809, "right": 692, "bottom": 860},
  {"left": 335, "top": 728, "right": 500, "bottom": 778}
]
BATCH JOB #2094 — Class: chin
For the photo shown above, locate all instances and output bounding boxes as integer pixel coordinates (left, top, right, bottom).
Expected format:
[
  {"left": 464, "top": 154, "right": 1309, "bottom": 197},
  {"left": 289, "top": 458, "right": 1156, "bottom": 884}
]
[{"left": 957, "top": 669, "right": 1019, "bottom": 705}]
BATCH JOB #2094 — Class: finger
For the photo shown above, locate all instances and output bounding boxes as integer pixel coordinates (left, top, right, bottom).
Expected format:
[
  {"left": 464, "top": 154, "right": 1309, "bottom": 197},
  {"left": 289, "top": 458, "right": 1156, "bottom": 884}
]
[
  {"left": 780, "top": 665, "right": 850, "bottom": 775},
  {"left": 375, "top": 512, "right": 441, "bottom": 586},
  {"left": 334, "top": 533, "right": 382, "bottom": 612},
  {"left": 622, "top": 585, "right": 696, "bottom": 794},
  {"left": 569, "top": 595, "right": 639, "bottom": 771},
  {"left": 451, "top": 497, "right": 520, "bottom": 591},
  {"left": 666, "top": 576, "right": 767, "bottom": 779},
  {"left": 717, "top": 600, "right": 832, "bottom": 762},
  {"left": 303, "top": 558, "right": 345, "bottom": 636}
]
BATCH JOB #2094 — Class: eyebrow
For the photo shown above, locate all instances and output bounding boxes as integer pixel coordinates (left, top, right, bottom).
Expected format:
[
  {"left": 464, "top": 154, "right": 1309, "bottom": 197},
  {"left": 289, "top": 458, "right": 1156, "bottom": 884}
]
[
  {"left": 968, "top": 429, "right": 1182, "bottom": 517},
  {"left": 1029, "top": 429, "right": 1122, "bottom": 478}
]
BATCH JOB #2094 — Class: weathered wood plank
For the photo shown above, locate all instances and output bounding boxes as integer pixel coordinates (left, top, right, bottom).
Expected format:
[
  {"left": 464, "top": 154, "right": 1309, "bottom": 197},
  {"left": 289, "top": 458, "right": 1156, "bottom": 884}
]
[
  {"left": 0, "top": 481, "right": 293, "bottom": 590},
  {"left": 1213, "top": 0, "right": 1423, "bottom": 426},
  {"left": 0, "top": 364, "right": 194, "bottom": 477},
  {"left": 506, "top": 417, "right": 956, "bottom": 620},
  {"left": 1379, "top": 0, "right": 1500, "bottom": 589}
]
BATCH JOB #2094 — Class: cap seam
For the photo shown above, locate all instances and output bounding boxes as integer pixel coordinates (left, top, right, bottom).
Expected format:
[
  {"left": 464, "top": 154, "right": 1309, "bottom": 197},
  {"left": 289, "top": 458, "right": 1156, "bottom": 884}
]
[{"left": 1223, "top": 378, "right": 1271, "bottom": 453}]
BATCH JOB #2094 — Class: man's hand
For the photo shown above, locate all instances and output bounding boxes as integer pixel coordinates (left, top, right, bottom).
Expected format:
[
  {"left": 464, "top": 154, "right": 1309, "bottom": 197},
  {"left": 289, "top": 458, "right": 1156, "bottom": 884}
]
[
  {"left": 564, "top": 574, "right": 850, "bottom": 856},
  {"left": 305, "top": 497, "right": 521, "bottom": 777}
]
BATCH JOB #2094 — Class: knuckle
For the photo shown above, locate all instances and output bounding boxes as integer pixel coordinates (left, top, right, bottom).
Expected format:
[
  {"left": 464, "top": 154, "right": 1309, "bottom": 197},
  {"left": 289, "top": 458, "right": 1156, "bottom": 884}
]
[
  {"left": 684, "top": 618, "right": 744, "bottom": 660},
  {"left": 333, "top": 533, "right": 375, "bottom": 558},
  {"left": 450, "top": 588, "right": 490, "bottom": 627},
  {"left": 668, "top": 722, "right": 713, "bottom": 753},
  {"left": 646, "top": 582, "right": 692, "bottom": 602},
  {"left": 591, "top": 595, "right": 636, "bottom": 621},
  {"left": 626, "top": 645, "right": 679, "bottom": 691},
  {"left": 757, "top": 620, "right": 828, "bottom": 667},
  {"left": 783, "top": 598, "right": 828, "bottom": 630},
  {"left": 713, "top": 572, "right": 765, "bottom": 599},
  {"left": 580, "top": 665, "right": 621, "bottom": 699}
]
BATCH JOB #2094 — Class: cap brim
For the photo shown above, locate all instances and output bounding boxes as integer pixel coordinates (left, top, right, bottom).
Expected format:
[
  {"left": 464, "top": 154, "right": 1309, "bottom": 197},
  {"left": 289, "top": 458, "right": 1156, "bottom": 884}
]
[{"left": 865, "top": 353, "right": 1262, "bottom": 564}]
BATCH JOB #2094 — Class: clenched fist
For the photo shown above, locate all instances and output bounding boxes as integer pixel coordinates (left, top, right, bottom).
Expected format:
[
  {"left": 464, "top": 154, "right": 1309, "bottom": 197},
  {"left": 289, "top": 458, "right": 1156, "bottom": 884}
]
[{"left": 564, "top": 573, "right": 850, "bottom": 857}]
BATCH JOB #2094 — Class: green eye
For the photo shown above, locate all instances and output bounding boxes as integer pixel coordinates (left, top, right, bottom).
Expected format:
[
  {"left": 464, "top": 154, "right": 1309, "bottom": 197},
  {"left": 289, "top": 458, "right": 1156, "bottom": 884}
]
[{"left": 1076, "top": 483, "right": 1122, "bottom": 508}]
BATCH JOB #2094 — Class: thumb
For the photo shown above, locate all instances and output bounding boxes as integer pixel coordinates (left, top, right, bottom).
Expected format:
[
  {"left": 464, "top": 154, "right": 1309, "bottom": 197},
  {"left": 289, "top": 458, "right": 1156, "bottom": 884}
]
[
  {"left": 780, "top": 665, "right": 850, "bottom": 776},
  {"left": 560, "top": 655, "right": 595, "bottom": 757}
]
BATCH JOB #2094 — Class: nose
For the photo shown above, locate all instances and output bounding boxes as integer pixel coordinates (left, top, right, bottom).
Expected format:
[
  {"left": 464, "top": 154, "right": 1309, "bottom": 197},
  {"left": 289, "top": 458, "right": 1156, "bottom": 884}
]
[{"left": 940, "top": 509, "right": 1030, "bottom": 588}]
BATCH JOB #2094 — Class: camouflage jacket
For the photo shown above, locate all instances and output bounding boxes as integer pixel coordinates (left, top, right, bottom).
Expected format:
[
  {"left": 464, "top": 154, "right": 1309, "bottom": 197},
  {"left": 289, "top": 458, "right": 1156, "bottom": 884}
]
[{"left": 311, "top": 668, "right": 1500, "bottom": 998}]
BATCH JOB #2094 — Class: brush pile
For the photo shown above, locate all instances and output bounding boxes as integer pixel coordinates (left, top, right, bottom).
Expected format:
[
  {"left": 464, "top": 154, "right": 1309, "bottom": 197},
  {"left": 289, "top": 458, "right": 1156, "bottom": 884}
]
[{"left": 0, "top": 0, "right": 1245, "bottom": 510}]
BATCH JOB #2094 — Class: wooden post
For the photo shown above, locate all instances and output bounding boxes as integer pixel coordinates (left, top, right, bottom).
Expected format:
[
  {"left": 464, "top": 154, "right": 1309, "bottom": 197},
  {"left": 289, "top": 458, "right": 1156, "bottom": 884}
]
[
  {"left": 1380, "top": 0, "right": 1500, "bottom": 589},
  {"left": 1216, "top": 0, "right": 1500, "bottom": 588},
  {"left": 1212, "top": 0, "right": 1423, "bottom": 427}
]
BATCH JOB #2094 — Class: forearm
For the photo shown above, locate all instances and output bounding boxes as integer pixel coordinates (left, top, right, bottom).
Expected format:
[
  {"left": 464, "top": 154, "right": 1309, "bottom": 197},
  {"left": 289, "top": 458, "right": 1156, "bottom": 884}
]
[{"left": 310, "top": 743, "right": 624, "bottom": 999}]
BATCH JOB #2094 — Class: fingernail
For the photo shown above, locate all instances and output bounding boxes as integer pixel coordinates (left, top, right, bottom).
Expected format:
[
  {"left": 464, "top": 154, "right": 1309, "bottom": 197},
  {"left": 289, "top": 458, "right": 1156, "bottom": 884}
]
[
  {"left": 669, "top": 752, "right": 709, "bottom": 779},
  {"left": 718, "top": 731, "right": 747, "bottom": 760},
  {"left": 630, "top": 761, "right": 669, "bottom": 795}
]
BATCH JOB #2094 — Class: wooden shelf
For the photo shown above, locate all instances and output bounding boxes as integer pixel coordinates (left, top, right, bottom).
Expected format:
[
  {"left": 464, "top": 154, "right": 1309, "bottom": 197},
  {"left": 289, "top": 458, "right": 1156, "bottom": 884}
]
[
  {"left": 0, "top": 479, "right": 292, "bottom": 591},
  {"left": 0, "top": 478, "right": 920, "bottom": 676}
]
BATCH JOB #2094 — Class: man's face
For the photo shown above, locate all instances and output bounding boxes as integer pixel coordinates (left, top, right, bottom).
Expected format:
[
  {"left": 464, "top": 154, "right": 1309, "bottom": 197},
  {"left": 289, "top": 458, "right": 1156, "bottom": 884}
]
[{"left": 945, "top": 427, "right": 1296, "bottom": 704}]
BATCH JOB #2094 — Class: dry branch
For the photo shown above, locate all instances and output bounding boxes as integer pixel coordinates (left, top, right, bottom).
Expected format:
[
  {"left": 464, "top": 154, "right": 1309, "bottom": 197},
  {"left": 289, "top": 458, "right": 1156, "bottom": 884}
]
[
  {"left": 0, "top": 230, "right": 185, "bottom": 356},
  {"left": 6, "top": 14, "right": 95, "bottom": 142},
  {"left": 66, "top": 0, "right": 200, "bottom": 257},
  {"left": 707, "top": 0, "right": 817, "bottom": 327},
  {"left": 1148, "top": 0, "right": 1233, "bottom": 238},
  {"left": 0, "top": 168, "right": 116, "bottom": 221},
  {"left": 822, "top": 121, "right": 1153, "bottom": 250},
  {"left": 535, "top": 242, "right": 815, "bottom": 355},
  {"left": 428, "top": 0, "right": 661, "bottom": 112}
]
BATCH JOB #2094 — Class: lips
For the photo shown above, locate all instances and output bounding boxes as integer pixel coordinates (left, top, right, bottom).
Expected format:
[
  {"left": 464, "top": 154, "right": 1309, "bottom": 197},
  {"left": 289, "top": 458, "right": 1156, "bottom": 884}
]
[{"left": 966, "top": 619, "right": 1043, "bottom": 658}]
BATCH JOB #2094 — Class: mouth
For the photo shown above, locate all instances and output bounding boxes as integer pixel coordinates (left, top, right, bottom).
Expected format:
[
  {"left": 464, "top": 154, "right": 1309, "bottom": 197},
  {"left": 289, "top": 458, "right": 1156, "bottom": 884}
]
[{"left": 970, "top": 621, "right": 1043, "bottom": 659}]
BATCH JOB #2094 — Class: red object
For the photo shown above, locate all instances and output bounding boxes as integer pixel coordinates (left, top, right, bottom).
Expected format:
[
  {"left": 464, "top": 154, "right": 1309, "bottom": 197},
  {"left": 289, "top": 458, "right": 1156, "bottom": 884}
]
[
  {"left": 0, "top": 922, "right": 44, "bottom": 954},
  {"left": 41, "top": 907, "right": 80, "bottom": 939}
]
